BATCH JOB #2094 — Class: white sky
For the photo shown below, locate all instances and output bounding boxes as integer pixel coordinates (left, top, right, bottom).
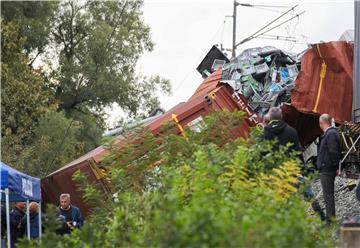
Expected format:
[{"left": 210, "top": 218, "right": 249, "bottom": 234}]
[{"left": 107, "top": 0, "right": 354, "bottom": 127}]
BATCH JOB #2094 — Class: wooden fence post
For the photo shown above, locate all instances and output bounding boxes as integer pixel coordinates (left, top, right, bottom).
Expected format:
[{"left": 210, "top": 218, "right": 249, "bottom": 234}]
[{"left": 341, "top": 227, "right": 360, "bottom": 248}]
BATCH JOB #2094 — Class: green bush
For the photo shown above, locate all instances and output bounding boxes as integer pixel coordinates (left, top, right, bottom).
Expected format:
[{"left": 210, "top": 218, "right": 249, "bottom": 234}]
[{"left": 19, "top": 110, "right": 334, "bottom": 248}]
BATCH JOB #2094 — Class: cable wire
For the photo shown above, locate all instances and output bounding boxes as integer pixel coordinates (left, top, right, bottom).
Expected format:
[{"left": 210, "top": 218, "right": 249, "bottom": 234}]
[
  {"left": 240, "top": 4, "right": 294, "bottom": 9},
  {"left": 236, "top": 4, "right": 298, "bottom": 47},
  {"left": 251, "top": 6, "right": 288, "bottom": 14},
  {"left": 253, "top": 11, "right": 305, "bottom": 39}
]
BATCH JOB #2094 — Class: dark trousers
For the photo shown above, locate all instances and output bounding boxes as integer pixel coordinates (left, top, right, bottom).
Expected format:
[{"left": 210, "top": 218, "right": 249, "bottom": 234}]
[
  {"left": 320, "top": 171, "right": 336, "bottom": 222},
  {"left": 303, "top": 186, "right": 326, "bottom": 221}
]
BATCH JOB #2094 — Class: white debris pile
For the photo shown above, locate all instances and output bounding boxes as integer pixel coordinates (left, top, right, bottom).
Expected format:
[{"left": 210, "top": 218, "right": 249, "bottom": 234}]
[{"left": 311, "top": 177, "right": 360, "bottom": 220}]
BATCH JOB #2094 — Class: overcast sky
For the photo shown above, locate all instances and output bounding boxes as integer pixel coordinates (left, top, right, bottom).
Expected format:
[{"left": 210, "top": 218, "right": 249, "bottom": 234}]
[{"left": 108, "top": 0, "right": 354, "bottom": 126}]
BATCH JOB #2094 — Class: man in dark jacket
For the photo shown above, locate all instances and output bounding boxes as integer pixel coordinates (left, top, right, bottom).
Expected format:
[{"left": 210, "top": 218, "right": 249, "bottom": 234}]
[
  {"left": 317, "top": 113, "right": 341, "bottom": 224},
  {"left": 264, "top": 108, "right": 326, "bottom": 221},
  {"left": 263, "top": 107, "right": 301, "bottom": 153},
  {"left": 56, "top": 193, "right": 83, "bottom": 235},
  {"left": 10, "top": 202, "right": 25, "bottom": 247}
]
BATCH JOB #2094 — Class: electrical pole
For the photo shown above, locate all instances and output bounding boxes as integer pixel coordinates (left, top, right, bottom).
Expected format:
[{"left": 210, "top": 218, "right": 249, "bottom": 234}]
[
  {"left": 232, "top": 0, "right": 238, "bottom": 58},
  {"left": 228, "top": 3, "right": 299, "bottom": 58}
]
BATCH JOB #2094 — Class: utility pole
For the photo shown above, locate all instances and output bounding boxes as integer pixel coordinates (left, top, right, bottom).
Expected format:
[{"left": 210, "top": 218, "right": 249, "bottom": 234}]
[
  {"left": 226, "top": 3, "right": 300, "bottom": 58},
  {"left": 232, "top": 0, "right": 238, "bottom": 58},
  {"left": 229, "top": 2, "right": 297, "bottom": 58}
]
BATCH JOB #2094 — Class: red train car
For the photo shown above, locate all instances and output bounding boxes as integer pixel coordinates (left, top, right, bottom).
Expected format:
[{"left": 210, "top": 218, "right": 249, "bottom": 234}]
[{"left": 41, "top": 69, "right": 260, "bottom": 215}]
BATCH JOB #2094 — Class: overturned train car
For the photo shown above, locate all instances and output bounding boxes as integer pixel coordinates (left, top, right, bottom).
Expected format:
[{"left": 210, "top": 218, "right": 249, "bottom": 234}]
[
  {"left": 42, "top": 70, "right": 260, "bottom": 215},
  {"left": 42, "top": 41, "right": 355, "bottom": 215}
]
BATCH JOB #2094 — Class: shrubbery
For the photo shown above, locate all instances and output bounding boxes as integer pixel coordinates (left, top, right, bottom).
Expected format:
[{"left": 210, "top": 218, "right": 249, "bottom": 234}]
[{"left": 19, "top": 110, "right": 334, "bottom": 248}]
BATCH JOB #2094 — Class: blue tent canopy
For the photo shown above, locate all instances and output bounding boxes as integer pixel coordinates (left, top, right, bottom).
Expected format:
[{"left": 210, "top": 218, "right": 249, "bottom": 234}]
[{"left": 0, "top": 161, "right": 41, "bottom": 202}]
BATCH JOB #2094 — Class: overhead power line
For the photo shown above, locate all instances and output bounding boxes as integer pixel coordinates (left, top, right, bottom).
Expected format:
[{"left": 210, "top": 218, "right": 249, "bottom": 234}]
[
  {"left": 256, "top": 35, "right": 297, "bottom": 43},
  {"left": 251, "top": 7, "right": 288, "bottom": 14},
  {"left": 238, "top": 3, "right": 294, "bottom": 9},
  {"left": 235, "top": 4, "right": 298, "bottom": 47},
  {"left": 237, "top": 10, "right": 305, "bottom": 46},
  {"left": 251, "top": 11, "right": 305, "bottom": 40}
]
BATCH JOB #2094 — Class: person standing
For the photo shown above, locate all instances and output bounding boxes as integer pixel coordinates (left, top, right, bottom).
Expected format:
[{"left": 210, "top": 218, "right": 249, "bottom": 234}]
[
  {"left": 264, "top": 108, "right": 326, "bottom": 221},
  {"left": 317, "top": 113, "right": 341, "bottom": 225},
  {"left": 57, "top": 193, "right": 83, "bottom": 235},
  {"left": 10, "top": 202, "right": 25, "bottom": 247},
  {"left": 263, "top": 107, "right": 301, "bottom": 153},
  {"left": 22, "top": 202, "right": 40, "bottom": 239}
]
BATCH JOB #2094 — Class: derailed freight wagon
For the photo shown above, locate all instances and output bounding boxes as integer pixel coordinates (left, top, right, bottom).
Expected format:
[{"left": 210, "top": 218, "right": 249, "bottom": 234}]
[
  {"left": 283, "top": 41, "right": 356, "bottom": 177},
  {"left": 41, "top": 70, "right": 260, "bottom": 215},
  {"left": 42, "top": 41, "right": 355, "bottom": 215}
]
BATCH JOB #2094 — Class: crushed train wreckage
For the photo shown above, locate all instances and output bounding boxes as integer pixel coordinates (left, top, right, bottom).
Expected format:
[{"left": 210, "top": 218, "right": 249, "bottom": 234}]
[
  {"left": 42, "top": 41, "right": 356, "bottom": 215},
  {"left": 220, "top": 46, "right": 299, "bottom": 117},
  {"left": 197, "top": 42, "right": 353, "bottom": 123}
]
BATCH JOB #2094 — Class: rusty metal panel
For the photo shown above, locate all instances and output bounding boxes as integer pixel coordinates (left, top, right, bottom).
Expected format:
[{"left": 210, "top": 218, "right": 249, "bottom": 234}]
[
  {"left": 148, "top": 75, "right": 258, "bottom": 138},
  {"left": 188, "top": 69, "right": 222, "bottom": 102},
  {"left": 42, "top": 136, "right": 130, "bottom": 215},
  {"left": 205, "top": 85, "right": 258, "bottom": 136},
  {"left": 42, "top": 160, "right": 109, "bottom": 216},
  {"left": 146, "top": 98, "right": 207, "bottom": 135},
  {"left": 291, "top": 41, "right": 353, "bottom": 123},
  {"left": 282, "top": 104, "right": 322, "bottom": 145},
  {"left": 47, "top": 146, "right": 109, "bottom": 177},
  {"left": 354, "top": 0, "right": 360, "bottom": 122}
]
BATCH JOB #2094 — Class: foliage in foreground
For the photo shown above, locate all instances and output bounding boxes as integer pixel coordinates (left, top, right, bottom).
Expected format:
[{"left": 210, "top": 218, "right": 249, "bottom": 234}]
[{"left": 19, "top": 111, "right": 334, "bottom": 248}]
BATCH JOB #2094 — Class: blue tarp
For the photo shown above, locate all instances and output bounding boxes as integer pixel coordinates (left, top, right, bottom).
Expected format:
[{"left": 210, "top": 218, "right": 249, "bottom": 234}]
[{"left": 0, "top": 161, "right": 41, "bottom": 202}]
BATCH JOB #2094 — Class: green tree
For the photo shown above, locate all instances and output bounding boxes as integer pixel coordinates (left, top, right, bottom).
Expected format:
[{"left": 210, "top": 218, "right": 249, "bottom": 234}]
[
  {"left": 21, "top": 111, "right": 84, "bottom": 177},
  {"left": 44, "top": 0, "right": 170, "bottom": 163},
  {"left": 1, "top": 1, "right": 58, "bottom": 63},
  {"left": 1, "top": 21, "right": 56, "bottom": 170},
  {"left": 69, "top": 109, "right": 104, "bottom": 153},
  {"left": 49, "top": 0, "right": 171, "bottom": 117}
]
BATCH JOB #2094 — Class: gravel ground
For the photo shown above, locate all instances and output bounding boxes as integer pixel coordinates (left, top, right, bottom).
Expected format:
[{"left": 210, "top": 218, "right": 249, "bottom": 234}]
[{"left": 311, "top": 177, "right": 360, "bottom": 221}]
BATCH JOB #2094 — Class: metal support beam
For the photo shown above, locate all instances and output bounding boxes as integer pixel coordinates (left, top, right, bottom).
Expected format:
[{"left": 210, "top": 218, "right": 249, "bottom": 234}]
[
  {"left": 26, "top": 200, "right": 30, "bottom": 240},
  {"left": 354, "top": 0, "right": 360, "bottom": 122},
  {"left": 5, "top": 189, "right": 10, "bottom": 248}
]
